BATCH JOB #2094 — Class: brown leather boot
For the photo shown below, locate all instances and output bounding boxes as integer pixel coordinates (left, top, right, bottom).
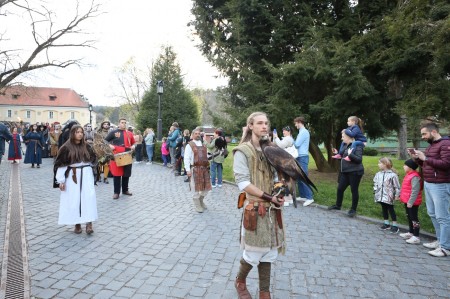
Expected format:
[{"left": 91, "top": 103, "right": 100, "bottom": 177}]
[
  {"left": 235, "top": 277, "right": 252, "bottom": 299},
  {"left": 259, "top": 291, "right": 271, "bottom": 299},
  {"left": 74, "top": 224, "right": 82, "bottom": 234},
  {"left": 86, "top": 222, "right": 94, "bottom": 234}
]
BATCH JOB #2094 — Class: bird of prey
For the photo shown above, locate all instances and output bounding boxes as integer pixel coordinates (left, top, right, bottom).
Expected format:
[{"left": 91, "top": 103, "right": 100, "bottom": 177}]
[{"left": 259, "top": 135, "right": 317, "bottom": 208}]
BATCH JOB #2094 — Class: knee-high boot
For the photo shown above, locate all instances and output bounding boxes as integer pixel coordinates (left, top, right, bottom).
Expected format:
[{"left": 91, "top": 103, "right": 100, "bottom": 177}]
[
  {"left": 192, "top": 196, "right": 204, "bottom": 213},
  {"left": 258, "top": 262, "right": 271, "bottom": 299},
  {"left": 235, "top": 258, "right": 253, "bottom": 299},
  {"left": 199, "top": 195, "right": 207, "bottom": 210}
]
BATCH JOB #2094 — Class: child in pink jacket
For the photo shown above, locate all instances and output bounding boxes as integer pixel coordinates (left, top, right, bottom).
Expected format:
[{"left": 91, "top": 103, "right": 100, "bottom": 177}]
[{"left": 161, "top": 137, "right": 170, "bottom": 166}]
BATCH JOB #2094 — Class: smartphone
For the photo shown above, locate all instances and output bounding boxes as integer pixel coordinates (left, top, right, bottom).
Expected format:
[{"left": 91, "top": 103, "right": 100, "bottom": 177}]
[{"left": 408, "top": 148, "right": 416, "bottom": 155}]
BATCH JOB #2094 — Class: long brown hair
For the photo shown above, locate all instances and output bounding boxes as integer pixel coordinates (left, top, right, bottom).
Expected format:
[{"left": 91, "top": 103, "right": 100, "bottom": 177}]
[
  {"left": 240, "top": 112, "right": 269, "bottom": 144},
  {"left": 60, "top": 125, "right": 91, "bottom": 163}
]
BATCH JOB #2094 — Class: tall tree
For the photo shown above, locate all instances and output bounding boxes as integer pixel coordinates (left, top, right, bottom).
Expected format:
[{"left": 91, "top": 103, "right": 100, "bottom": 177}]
[
  {"left": 0, "top": 0, "right": 101, "bottom": 89},
  {"left": 191, "top": 0, "right": 399, "bottom": 171},
  {"left": 137, "top": 46, "right": 199, "bottom": 135}
]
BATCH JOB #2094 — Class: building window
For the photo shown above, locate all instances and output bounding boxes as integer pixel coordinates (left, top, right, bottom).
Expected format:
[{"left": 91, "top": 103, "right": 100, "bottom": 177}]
[
  {"left": 71, "top": 112, "right": 75, "bottom": 119},
  {"left": 7, "top": 110, "right": 12, "bottom": 118},
  {"left": 49, "top": 95, "right": 57, "bottom": 101},
  {"left": 49, "top": 111, "right": 54, "bottom": 119},
  {"left": 26, "top": 111, "right": 31, "bottom": 119},
  {"left": 12, "top": 94, "right": 20, "bottom": 99}
]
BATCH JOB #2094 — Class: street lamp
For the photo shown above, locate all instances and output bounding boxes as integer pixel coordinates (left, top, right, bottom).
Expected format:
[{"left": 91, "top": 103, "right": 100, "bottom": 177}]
[
  {"left": 156, "top": 80, "right": 164, "bottom": 141},
  {"left": 88, "top": 104, "right": 93, "bottom": 125}
]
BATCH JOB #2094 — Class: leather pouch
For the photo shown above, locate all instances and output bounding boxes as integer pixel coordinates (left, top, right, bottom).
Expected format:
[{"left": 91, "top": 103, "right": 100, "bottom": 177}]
[
  {"left": 237, "top": 192, "right": 246, "bottom": 209},
  {"left": 243, "top": 204, "right": 257, "bottom": 231}
]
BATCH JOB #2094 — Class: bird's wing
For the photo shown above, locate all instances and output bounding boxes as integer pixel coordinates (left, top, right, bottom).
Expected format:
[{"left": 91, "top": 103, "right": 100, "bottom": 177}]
[
  {"left": 262, "top": 145, "right": 317, "bottom": 194},
  {"left": 294, "top": 158, "right": 318, "bottom": 192}
]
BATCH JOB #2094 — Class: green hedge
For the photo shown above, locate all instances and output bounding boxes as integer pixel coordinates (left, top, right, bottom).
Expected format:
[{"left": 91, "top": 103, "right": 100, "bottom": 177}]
[{"left": 363, "top": 147, "right": 378, "bottom": 156}]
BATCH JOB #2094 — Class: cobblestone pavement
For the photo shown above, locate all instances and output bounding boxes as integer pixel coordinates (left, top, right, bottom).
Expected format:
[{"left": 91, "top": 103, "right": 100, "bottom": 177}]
[{"left": 1, "top": 156, "right": 449, "bottom": 298}]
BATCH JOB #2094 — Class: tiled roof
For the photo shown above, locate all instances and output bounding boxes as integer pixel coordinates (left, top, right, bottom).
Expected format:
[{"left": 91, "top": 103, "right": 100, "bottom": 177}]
[{"left": 0, "top": 85, "right": 88, "bottom": 108}]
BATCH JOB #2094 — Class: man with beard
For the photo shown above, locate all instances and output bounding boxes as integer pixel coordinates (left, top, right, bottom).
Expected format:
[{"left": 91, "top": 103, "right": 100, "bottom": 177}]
[
  {"left": 49, "top": 123, "right": 62, "bottom": 158},
  {"left": 105, "top": 118, "right": 136, "bottom": 199},
  {"left": 97, "top": 121, "right": 111, "bottom": 183},
  {"left": 233, "top": 112, "right": 286, "bottom": 299},
  {"left": 184, "top": 128, "right": 211, "bottom": 212},
  {"left": 412, "top": 122, "right": 450, "bottom": 257}
]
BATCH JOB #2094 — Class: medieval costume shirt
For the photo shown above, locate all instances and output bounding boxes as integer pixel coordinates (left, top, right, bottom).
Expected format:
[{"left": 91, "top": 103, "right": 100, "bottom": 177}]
[
  {"left": 233, "top": 142, "right": 286, "bottom": 262},
  {"left": 184, "top": 139, "right": 212, "bottom": 192},
  {"left": 105, "top": 129, "right": 135, "bottom": 177},
  {"left": 54, "top": 145, "right": 98, "bottom": 225}
]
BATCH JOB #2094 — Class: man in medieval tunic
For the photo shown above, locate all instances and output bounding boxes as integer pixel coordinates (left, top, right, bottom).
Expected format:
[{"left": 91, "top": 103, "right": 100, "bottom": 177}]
[
  {"left": 184, "top": 128, "right": 212, "bottom": 213},
  {"left": 233, "top": 112, "right": 286, "bottom": 299},
  {"left": 97, "top": 120, "right": 112, "bottom": 184},
  {"left": 49, "top": 123, "right": 61, "bottom": 158},
  {"left": 105, "top": 118, "right": 136, "bottom": 199}
]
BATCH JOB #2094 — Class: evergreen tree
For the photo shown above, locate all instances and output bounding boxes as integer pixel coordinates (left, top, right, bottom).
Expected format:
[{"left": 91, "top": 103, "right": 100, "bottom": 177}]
[{"left": 137, "top": 46, "right": 199, "bottom": 136}]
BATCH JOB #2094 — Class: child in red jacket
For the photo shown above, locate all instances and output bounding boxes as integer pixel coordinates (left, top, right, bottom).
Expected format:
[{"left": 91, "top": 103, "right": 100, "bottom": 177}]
[{"left": 399, "top": 159, "right": 423, "bottom": 244}]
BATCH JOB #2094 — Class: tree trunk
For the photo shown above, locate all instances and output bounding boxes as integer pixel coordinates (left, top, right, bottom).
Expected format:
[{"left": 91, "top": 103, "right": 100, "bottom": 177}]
[
  {"left": 309, "top": 138, "right": 335, "bottom": 173},
  {"left": 398, "top": 115, "right": 408, "bottom": 160}
]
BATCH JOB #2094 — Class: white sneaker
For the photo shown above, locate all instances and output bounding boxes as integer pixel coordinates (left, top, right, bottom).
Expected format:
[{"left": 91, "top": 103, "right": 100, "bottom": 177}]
[
  {"left": 303, "top": 199, "right": 314, "bottom": 207},
  {"left": 406, "top": 236, "right": 420, "bottom": 244},
  {"left": 423, "top": 240, "right": 439, "bottom": 249},
  {"left": 212, "top": 185, "right": 216, "bottom": 188},
  {"left": 400, "top": 232, "right": 413, "bottom": 239},
  {"left": 428, "top": 246, "right": 450, "bottom": 257},
  {"left": 284, "top": 195, "right": 293, "bottom": 204},
  {"left": 217, "top": 184, "right": 222, "bottom": 188},
  {"left": 134, "top": 161, "right": 140, "bottom": 164},
  {"left": 146, "top": 162, "right": 152, "bottom": 165},
  {"left": 283, "top": 202, "right": 290, "bottom": 207}
]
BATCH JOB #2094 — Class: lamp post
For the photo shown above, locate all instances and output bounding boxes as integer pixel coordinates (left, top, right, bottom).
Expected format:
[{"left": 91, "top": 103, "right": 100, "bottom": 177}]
[
  {"left": 156, "top": 80, "right": 164, "bottom": 141},
  {"left": 88, "top": 104, "right": 93, "bottom": 125}
]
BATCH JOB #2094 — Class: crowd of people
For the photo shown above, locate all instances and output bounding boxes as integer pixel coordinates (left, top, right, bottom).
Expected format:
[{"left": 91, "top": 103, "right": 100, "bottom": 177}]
[{"left": 0, "top": 113, "right": 449, "bottom": 298}]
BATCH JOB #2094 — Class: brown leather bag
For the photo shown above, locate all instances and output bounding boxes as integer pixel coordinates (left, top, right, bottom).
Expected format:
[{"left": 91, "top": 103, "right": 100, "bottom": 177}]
[
  {"left": 243, "top": 203, "right": 257, "bottom": 231},
  {"left": 237, "top": 192, "right": 246, "bottom": 209}
]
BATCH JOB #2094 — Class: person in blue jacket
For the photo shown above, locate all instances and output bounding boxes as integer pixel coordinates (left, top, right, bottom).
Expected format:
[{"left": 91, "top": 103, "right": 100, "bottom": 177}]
[
  {"left": 332, "top": 116, "right": 367, "bottom": 161},
  {"left": 167, "top": 122, "right": 181, "bottom": 166}
]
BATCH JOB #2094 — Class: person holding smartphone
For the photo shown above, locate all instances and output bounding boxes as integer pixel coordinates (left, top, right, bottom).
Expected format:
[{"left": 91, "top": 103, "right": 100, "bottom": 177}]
[{"left": 411, "top": 123, "right": 450, "bottom": 257}]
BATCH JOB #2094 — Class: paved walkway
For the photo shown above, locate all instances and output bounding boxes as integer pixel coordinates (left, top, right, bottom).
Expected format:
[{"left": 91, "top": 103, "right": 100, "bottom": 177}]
[{"left": 0, "top": 156, "right": 449, "bottom": 298}]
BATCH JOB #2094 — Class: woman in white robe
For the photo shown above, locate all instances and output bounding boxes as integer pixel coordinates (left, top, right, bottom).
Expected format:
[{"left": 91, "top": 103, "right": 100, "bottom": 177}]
[{"left": 54, "top": 125, "right": 98, "bottom": 234}]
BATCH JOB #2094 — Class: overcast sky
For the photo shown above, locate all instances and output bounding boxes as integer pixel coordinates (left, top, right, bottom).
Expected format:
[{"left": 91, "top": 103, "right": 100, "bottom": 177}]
[{"left": 12, "top": 0, "right": 227, "bottom": 106}]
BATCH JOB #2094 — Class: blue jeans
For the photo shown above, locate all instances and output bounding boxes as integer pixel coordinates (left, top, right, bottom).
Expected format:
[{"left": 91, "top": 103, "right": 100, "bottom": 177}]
[
  {"left": 146, "top": 144, "right": 154, "bottom": 161},
  {"left": 296, "top": 155, "right": 313, "bottom": 200},
  {"left": 210, "top": 161, "right": 223, "bottom": 186},
  {"left": 424, "top": 182, "right": 450, "bottom": 250},
  {"left": 162, "top": 154, "right": 169, "bottom": 166}
]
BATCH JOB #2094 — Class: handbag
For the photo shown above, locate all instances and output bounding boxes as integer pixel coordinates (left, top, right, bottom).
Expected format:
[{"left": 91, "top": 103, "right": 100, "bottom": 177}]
[{"left": 285, "top": 145, "right": 298, "bottom": 158}]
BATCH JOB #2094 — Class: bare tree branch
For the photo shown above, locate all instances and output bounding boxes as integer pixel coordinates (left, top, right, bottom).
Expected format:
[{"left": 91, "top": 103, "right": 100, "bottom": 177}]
[
  {"left": 109, "top": 57, "right": 152, "bottom": 123},
  {"left": 0, "top": 0, "right": 102, "bottom": 89}
]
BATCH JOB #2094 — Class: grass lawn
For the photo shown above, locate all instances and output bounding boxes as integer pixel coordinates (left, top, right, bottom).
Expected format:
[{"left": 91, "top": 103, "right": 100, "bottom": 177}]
[{"left": 222, "top": 144, "right": 434, "bottom": 234}]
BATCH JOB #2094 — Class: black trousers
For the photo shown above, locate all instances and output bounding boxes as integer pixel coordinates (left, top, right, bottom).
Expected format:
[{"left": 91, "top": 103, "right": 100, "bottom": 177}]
[
  {"left": 336, "top": 172, "right": 363, "bottom": 211},
  {"left": 113, "top": 176, "right": 130, "bottom": 194},
  {"left": 380, "top": 202, "right": 397, "bottom": 221},
  {"left": 404, "top": 204, "right": 420, "bottom": 236}
]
